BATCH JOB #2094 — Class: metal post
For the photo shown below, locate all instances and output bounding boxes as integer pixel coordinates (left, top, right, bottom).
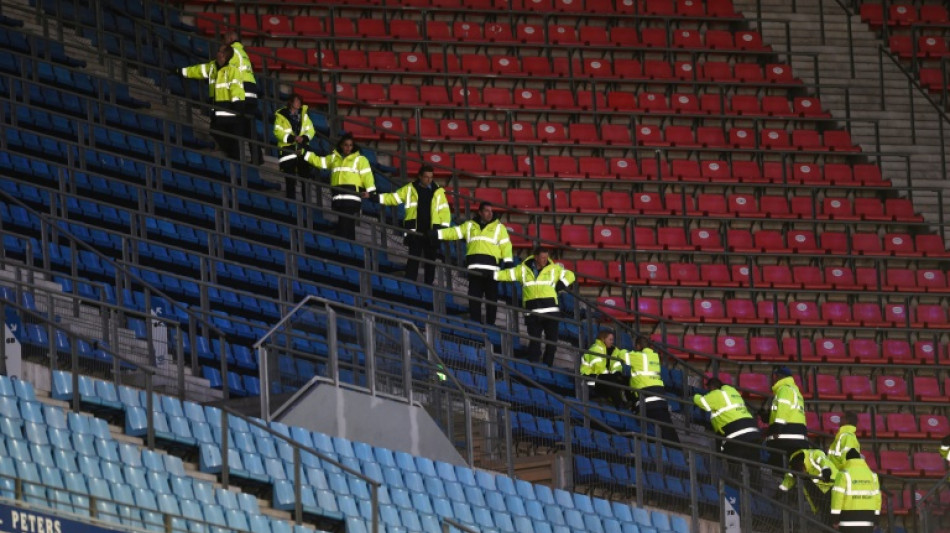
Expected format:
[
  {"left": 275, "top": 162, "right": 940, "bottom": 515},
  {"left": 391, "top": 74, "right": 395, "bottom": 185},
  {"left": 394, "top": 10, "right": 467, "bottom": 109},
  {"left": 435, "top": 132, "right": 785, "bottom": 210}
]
[{"left": 221, "top": 408, "right": 229, "bottom": 488}]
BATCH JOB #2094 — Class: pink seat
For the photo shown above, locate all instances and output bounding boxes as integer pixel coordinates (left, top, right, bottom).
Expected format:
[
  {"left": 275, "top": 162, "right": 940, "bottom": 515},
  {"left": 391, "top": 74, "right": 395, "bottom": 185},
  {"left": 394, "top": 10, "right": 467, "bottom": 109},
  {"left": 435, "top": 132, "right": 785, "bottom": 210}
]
[
  {"left": 669, "top": 263, "right": 701, "bottom": 285},
  {"left": 662, "top": 298, "right": 695, "bottom": 321},
  {"left": 657, "top": 228, "right": 691, "bottom": 251},
  {"left": 750, "top": 336, "right": 782, "bottom": 361},
  {"left": 634, "top": 296, "right": 661, "bottom": 320},
  {"left": 717, "top": 335, "right": 750, "bottom": 359},
  {"left": 815, "top": 374, "right": 844, "bottom": 400},
  {"left": 876, "top": 376, "right": 909, "bottom": 401},
  {"left": 919, "top": 414, "right": 950, "bottom": 437},
  {"left": 840, "top": 375, "right": 877, "bottom": 400},
  {"left": 815, "top": 338, "right": 847, "bottom": 361},
  {"left": 789, "top": 301, "right": 822, "bottom": 325},
  {"left": 885, "top": 268, "right": 916, "bottom": 290},
  {"left": 821, "top": 412, "right": 845, "bottom": 433},
  {"left": 914, "top": 452, "right": 947, "bottom": 478},
  {"left": 916, "top": 234, "right": 950, "bottom": 257},
  {"left": 856, "top": 412, "right": 886, "bottom": 438},
  {"left": 702, "top": 264, "right": 736, "bottom": 287},
  {"left": 917, "top": 269, "right": 948, "bottom": 291},
  {"left": 883, "top": 413, "right": 923, "bottom": 439},
  {"left": 879, "top": 450, "right": 917, "bottom": 477},
  {"left": 782, "top": 337, "right": 813, "bottom": 360},
  {"left": 882, "top": 339, "right": 913, "bottom": 364},
  {"left": 683, "top": 334, "right": 715, "bottom": 360},
  {"left": 636, "top": 262, "right": 671, "bottom": 285},
  {"left": 883, "top": 233, "right": 915, "bottom": 255},
  {"left": 693, "top": 298, "right": 727, "bottom": 323},
  {"left": 913, "top": 376, "right": 945, "bottom": 402},
  {"left": 574, "top": 260, "right": 607, "bottom": 285},
  {"left": 914, "top": 304, "right": 949, "bottom": 327},
  {"left": 852, "top": 303, "right": 885, "bottom": 328},
  {"left": 757, "top": 300, "right": 789, "bottom": 323},
  {"left": 822, "top": 302, "right": 856, "bottom": 325},
  {"left": 824, "top": 267, "right": 858, "bottom": 289},
  {"left": 737, "top": 373, "right": 771, "bottom": 398},
  {"left": 690, "top": 228, "right": 722, "bottom": 251},
  {"left": 726, "top": 299, "right": 760, "bottom": 324},
  {"left": 597, "top": 296, "right": 633, "bottom": 321}
]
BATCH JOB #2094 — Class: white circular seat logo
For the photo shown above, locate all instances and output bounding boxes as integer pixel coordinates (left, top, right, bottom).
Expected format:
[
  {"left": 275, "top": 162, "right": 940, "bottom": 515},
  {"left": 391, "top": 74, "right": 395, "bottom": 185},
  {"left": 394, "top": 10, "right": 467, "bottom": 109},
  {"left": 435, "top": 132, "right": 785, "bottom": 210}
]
[
  {"left": 606, "top": 299, "right": 616, "bottom": 306},
  {"left": 736, "top": 130, "right": 748, "bottom": 138},
  {"left": 523, "top": 157, "right": 532, "bottom": 166},
  {"left": 681, "top": 31, "right": 690, "bottom": 38},
  {"left": 640, "top": 127, "right": 651, "bottom": 135},
  {"left": 513, "top": 123, "right": 523, "bottom": 131},
  {"left": 521, "top": 90, "right": 532, "bottom": 99},
  {"left": 269, "top": 17, "right": 280, "bottom": 25},
  {"left": 678, "top": 96, "right": 689, "bottom": 103},
  {"left": 382, "top": 121, "right": 393, "bottom": 128},
  {"left": 544, "top": 125, "right": 556, "bottom": 133},
  {"left": 739, "top": 267, "right": 749, "bottom": 275},
  {"left": 832, "top": 269, "right": 843, "bottom": 276},
  {"left": 725, "top": 338, "right": 735, "bottom": 347},
  {"left": 640, "top": 194, "right": 651, "bottom": 203},
  {"left": 927, "top": 417, "right": 938, "bottom": 427},
  {"left": 600, "top": 229, "right": 612, "bottom": 237},
  {"left": 556, "top": 27, "right": 566, "bottom": 34},
  {"left": 772, "top": 66, "right": 784, "bottom": 74},
  {"left": 922, "top": 344, "right": 933, "bottom": 353},
  {"left": 407, "top": 55, "right": 418, "bottom": 63},
  {"left": 830, "top": 200, "right": 841, "bottom": 208},
  {"left": 798, "top": 303, "right": 809, "bottom": 312},
  {"left": 335, "top": 84, "right": 343, "bottom": 92},
  {"left": 892, "top": 237, "right": 903, "bottom": 245},
  {"left": 768, "top": 131, "right": 779, "bottom": 139},
  {"left": 448, "top": 122, "right": 458, "bottom": 130},
  {"left": 525, "top": 27, "right": 536, "bottom": 34},
  {"left": 896, "top": 6, "right": 906, "bottom": 13},
  {"left": 735, "top": 197, "right": 747, "bottom": 205},
  {"left": 647, "top": 94, "right": 655, "bottom": 101},
  {"left": 478, "top": 124, "right": 490, "bottom": 132},
  {"left": 924, "top": 271, "right": 936, "bottom": 280},
  {"left": 884, "top": 379, "right": 895, "bottom": 387},
  {"left": 701, "top": 301, "right": 712, "bottom": 309},
  {"left": 831, "top": 415, "right": 840, "bottom": 423},
  {"left": 681, "top": 64, "right": 693, "bottom": 71},
  {"left": 499, "top": 58, "right": 510, "bottom": 66},
  {"left": 709, "top": 163, "right": 720, "bottom": 171},
  {"left": 647, "top": 264, "right": 657, "bottom": 272},
  {"left": 927, "top": 38, "right": 936, "bottom": 46},
  {"left": 617, "top": 160, "right": 628, "bottom": 168},
  {"left": 698, "top": 230, "right": 709, "bottom": 239},
  {"left": 800, "top": 165, "right": 811, "bottom": 173},
  {"left": 801, "top": 99, "right": 812, "bottom": 107},
  {"left": 742, "top": 33, "right": 753, "bottom": 42},
  {"left": 892, "top": 306, "right": 903, "bottom": 314},
  {"left": 431, "top": 155, "right": 442, "bottom": 162},
  {"left": 795, "top": 235, "right": 806, "bottom": 243},
  {"left": 590, "top": 61, "right": 602, "bottom": 69}
]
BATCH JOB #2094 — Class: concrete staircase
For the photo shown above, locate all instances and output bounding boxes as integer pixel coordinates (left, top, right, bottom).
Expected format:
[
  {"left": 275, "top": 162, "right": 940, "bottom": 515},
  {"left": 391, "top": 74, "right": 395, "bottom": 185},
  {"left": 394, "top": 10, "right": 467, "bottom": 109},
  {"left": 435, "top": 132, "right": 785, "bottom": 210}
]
[{"left": 734, "top": 0, "right": 950, "bottom": 233}]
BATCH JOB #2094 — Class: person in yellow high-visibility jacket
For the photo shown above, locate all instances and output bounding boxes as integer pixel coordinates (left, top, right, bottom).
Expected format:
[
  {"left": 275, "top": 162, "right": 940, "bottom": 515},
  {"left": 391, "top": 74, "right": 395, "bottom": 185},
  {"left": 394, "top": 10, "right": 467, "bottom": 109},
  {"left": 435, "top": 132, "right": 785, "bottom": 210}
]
[
  {"left": 942, "top": 434, "right": 950, "bottom": 462},
  {"left": 208, "top": 46, "right": 245, "bottom": 160},
  {"left": 779, "top": 447, "right": 836, "bottom": 522},
  {"left": 827, "top": 412, "right": 860, "bottom": 471},
  {"left": 227, "top": 34, "right": 262, "bottom": 164},
  {"left": 494, "top": 247, "right": 575, "bottom": 366},
  {"left": 378, "top": 165, "right": 450, "bottom": 284},
  {"left": 580, "top": 330, "right": 626, "bottom": 406},
  {"left": 766, "top": 366, "right": 808, "bottom": 467},
  {"left": 273, "top": 93, "right": 315, "bottom": 201},
  {"left": 303, "top": 133, "right": 375, "bottom": 241},
  {"left": 625, "top": 336, "right": 679, "bottom": 444},
  {"left": 434, "top": 202, "right": 512, "bottom": 325},
  {"left": 830, "top": 449, "right": 880, "bottom": 533}
]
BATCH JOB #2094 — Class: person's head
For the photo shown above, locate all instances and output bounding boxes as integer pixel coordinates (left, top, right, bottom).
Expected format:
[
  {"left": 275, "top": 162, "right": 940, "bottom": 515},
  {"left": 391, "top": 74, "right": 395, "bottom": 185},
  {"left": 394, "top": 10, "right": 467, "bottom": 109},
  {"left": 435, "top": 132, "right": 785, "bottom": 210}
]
[
  {"left": 705, "top": 376, "right": 723, "bottom": 390},
  {"left": 288, "top": 94, "right": 303, "bottom": 112},
  {"left": 477, "top": 202, "right": 493, "bottom": 221},
  {"left": 596, "top": 329, "right": 615, "bottom": 349},
  {"left": 634, "top": 336, "right": 648, "bottom": 350},
  {"left": 772, "top": 366, "right": 792, "bottom": 382},
  {"left": 845, "top": 448, "right": 862, "bottom": 461},
  {"left": 532, "top": 247, "right": 550, "bottom": 268},
  {"left": 417, "top": 165, "right": 434, "bottom": 186},
  {"left": 215, "top": 44, "right": 233, "bottom": 68},
  {"left": 842, "top": 412, "right": 858, "bottom": 427},
  {"left": 224, "top": 31, "right": 240, "bottom": 45},
  {"left": 337, "top": 133, "right": 355, "bottom": 155}
]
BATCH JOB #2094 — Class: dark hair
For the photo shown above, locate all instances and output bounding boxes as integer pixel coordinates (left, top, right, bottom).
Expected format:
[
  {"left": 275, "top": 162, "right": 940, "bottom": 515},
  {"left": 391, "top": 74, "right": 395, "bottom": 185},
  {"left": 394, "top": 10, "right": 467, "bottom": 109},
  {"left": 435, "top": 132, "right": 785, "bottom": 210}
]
[
  {"left": 845, "top": 448, "right": 862, "bottom": 460},
  {"left": 336, "top": 132, "right": 356, "bottom": 152},
  {"left": 705, "top": 377, "right": 723, "bottom": 390},
  {"left": 596, "top": 329, "right": 614, "bottom": 342},
  {"left": 220, "top": 45, "right": 234, "bottom": 62},
  {"left": 418, "top": 164, "right": 434, "bottom": 177},
  {"left": 478, "top": 201, "right": 492, "bottom": 210},
  {"left": 532, "top": 246, "right": 550, "bottom": 257},
  {"left": 843, "top": 412, "right": 858, "bottom": 426},
  {"left": 288, "top": 93, "right": 303, "bottom": 106}
]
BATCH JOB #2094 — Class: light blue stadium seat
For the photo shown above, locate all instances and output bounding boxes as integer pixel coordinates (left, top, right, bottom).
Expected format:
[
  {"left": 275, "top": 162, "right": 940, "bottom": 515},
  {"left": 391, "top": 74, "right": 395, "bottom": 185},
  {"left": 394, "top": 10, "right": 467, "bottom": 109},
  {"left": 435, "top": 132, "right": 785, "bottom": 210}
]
[
  {"left": 536, "top": 483, "right": 556, "bottom": 505},
  {"left": 633, "top": 507, "right": 652, "bottom": 527},
  {"left": 473, "top": 505, "right": 494, "bottom": 529},
  {"left": 247, "top": 514, "right": 271, "bottom": 533},
  {"left": 419, "top": 512, "right": 441, "bottom": 533},
  {"left": 225, "top": 509, "right": 249, "bottom": 531},
  {"left": 24, "top": 421, "right": 49, "bottom": 445},
  {"left": 544, "top": 503, "right": 566, "bottom": 525},
  {"left": 612, "top": 502, "right": 635, "bottom": 523},
  {"left": 42, "top": 404, "right": 67, "bottom": 429},
  {"left": 332, "top": 436, "right": 355, "bottom": 458},
  {"left": 170, "top": 476, "right": 195, "bottom": 501},
  {"left": 77, "top": 455, "right": 102, "bottom": 479},
  {"left": 50, "top": 371, "right": 71, "bottom": 400},
  {"left": 183, "top": 400, "right": 206, "bottom": 423},
  {"left": 19, "top": 400, "right": 43, "bottom": 423},
  {"left": 423, "top": 476, "right": 446, "bottom": 499},
  {"left": 533, "top": 521, "right": 553, "bottom": 533},
  {"left": 179, "top": 499, "right": 206, "bottom": 533},
  {"left": 147, "top": 471, "right": 170, "bottom": 494},
  {"left": 101, "top": 461, "right": 124, "bottom": 485},
  {"left": 670, "top": 515, "right": 689, "bottom": 533},
  {"left": 119, "top": 442, "right": 143, "bottom": 466},
  {"left": 574, "top": 492, "right": 595, "bottom": 514},
  {"left": 48, "top": 427, "right": 72, "bottom": 450},
  {"left": 583, "top": 512, "right": 606, "bottom": 533},
  {"left": 13, "top": 378, "right": 36, "bottom": 400},
  {"left": 604, "top": 518, "right": 624, "bottom": 533},
  {"left": 463, "top": 485, "right": 486, "bottom": 508},
  {"left": 124, "top": 464, "right": 148, "bottom": 489},
  {"left": 414, "top": 456, "right": 437, "bottom": 477},
  {"left": 0, "top": 397, "right": 20, "bottom": 422},
  {"left": 53, "top": 449, "right": 77, "bottom": 473},
  {"left": 93, "top": 379, "right": 122, "bottom": 411},
  {"left": 651, "top": 510, "right": 672, "bottom": 532},
  {"left": 445, "top": 480, "right": 465, "bottom": 503},
  {"left": 435, "top": 461, "right": 458, "bottom": 483}
]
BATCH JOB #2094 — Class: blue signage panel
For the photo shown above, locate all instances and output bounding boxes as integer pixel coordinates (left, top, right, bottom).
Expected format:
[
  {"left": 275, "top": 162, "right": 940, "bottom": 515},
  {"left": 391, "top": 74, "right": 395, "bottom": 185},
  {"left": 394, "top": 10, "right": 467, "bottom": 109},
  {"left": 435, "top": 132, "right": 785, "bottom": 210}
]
[{"left": 0, "top": 502, "right": 122, "bottom": 533}]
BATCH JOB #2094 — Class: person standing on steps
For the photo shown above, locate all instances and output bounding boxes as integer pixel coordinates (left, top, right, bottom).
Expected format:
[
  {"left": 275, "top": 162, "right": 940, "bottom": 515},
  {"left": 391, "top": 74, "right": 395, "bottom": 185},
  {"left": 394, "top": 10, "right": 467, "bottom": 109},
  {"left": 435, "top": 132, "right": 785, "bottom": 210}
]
[
  {"left": 827, "top": 411, "right": 860, "bottom": 471},
  {"left": 580, "top": 329, "right": 627, "bottom": 406},
  {"left": 273, "top": 93, "right": 315, "bottom": 201},
  {"left": 829, "top": 449, "right": 880, "bottom": 533},
  {"left": 626, "top": 336, "right": 680, "bottom": 445},
  {"left": 226, "top": 32, "right": 262, "bottom": 165},
  {"left": 765, "top": 366, "right": 809, "bottom": 467},
  {"left": 693, "top": 376, "right": 762, "bottom": 479},
  {"left": 494, "top": 247, "right": 575, "bottom": 366},
  {"left": 433, "top": 202, "right": 512, "bottom": 325},
  {"left": 206, "top": 45, "right": 244, "bottom": 160},
  {"left": 378, "top": 165, "right": 450, "bottom": 284},
  {"left": 303, "top": 133, "right": 375, "bottom": 241}
]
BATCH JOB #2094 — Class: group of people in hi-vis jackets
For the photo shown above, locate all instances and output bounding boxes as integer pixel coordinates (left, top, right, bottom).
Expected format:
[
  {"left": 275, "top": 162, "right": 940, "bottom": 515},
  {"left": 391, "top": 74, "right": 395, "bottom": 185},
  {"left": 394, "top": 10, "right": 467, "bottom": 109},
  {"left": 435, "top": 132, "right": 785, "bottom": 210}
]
[{"left": 583, "top": 340, "right": 885, "bottom": 532}]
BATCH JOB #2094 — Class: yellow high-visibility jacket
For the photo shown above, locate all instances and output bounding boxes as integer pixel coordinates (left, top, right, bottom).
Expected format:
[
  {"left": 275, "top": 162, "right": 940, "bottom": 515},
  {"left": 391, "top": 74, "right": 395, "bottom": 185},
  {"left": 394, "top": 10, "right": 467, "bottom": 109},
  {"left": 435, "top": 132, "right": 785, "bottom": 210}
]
[
  {"left": 580, "top": 339, "right": 623, "bottom": 376},
  {"left": 212, "top": 65, "right": 245, "bottom": 117},
  {"left": 436, "top": 217, "right": 512, "bottom": 271},
  {"left": 304, "top": 150, "right": 375, "bottom": 203},
  {"left": 494, "top": 255, "right": 575, "bottom": 314},
  {"left": 693, "top": 385, "right": 756, "bottom": 435},
  {"left": 830, "top": 456, "right": 881, "bottom": 524},
  {"left": 828, "top": 424, "right": 860, "bottom": 471},
  {"left": 273, "top": 105, "right": 315, "bottom": 149},
  {"left": 625, "top": 347, "right": 663, "bottom": 390},
  {"left": 379, "top": 181, "right": 451, "bottom": 231}
]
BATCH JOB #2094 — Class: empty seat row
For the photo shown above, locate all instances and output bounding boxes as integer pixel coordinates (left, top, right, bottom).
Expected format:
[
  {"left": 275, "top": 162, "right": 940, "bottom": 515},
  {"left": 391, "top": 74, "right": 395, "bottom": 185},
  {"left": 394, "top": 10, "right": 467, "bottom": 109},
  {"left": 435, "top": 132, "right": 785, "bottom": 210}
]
[
  {"left": 300, "top": 81, "right": 827, "bottom": 120},
  {"left": 860, "top": 3, "right": 949, "bottom": 28},
  {"left": 889, "top": 35, "right": 950, "bottom": 59},
  {"left": 197, "top": 0, "right": 741, "bottom": 24},
  {"left": 571, "top": 260, "right": 950, "bottom": 293},
  {"left": 415, "top": 156, "right": 886, "bottom": 185},
  {"left": 598, "top": 295, "right": 950, "bottom": 328},
  {"left": 284, "top": 48, "right": 799, "bottom": 84},
  {"left": 349, "top": 115, "right": 858, "bottom": 152},
  {"left": 502, "top": 223, "right": 949, "bottom": 257},
  {"left": 224, "top": 15, "right": 764, "bottom": 50},
  {"left": 815, "top": 411, "right": 948, "bottom": 440},
  {"left": 708, "top": 370, "right": 949, "bottom": 402},
  {"left": 470, "top": 187, "right": 920, "bottom": 222}
]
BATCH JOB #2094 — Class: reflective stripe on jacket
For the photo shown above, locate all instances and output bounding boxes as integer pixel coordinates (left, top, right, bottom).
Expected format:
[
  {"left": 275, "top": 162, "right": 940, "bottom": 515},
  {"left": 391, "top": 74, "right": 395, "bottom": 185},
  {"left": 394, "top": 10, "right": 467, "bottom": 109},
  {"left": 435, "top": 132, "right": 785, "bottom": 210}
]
[
  {"left": 830, "top": 457, "right": 881, "bottom": 518},
  {"left": 212, "top": 65, "right": 245, "bottom": 115},
  {"left": 181, "top": 61, "right": 216, "bottom": 99},
  {"left": 693, "top": 385, "right": 755, "bottom": 435},
  {"left": 494, "top": 255, "right": 575, "bottom": 314},
  {"left": 625, "top": 348, "right": 663, "bottom": 390},
  {"left": 780, "top": 448, "right": 837, "bottom": 494},
  {"left": 380, "top": 182, "right": 451, "bottom": 229},
  {"left": 437, "top": 218, "right": 512, "bottom": 271},
  {"left": 580, "top": 339, "right": 623, "bottom": 376},
  {"left": 304, "top": 150, "right": 375, "bottom": 200},
  {"left": 769, "top": 376, "right": 806, "bottom": 426},
  {"left": 828, "top": 425, "right": 860, "bottom": 471}
]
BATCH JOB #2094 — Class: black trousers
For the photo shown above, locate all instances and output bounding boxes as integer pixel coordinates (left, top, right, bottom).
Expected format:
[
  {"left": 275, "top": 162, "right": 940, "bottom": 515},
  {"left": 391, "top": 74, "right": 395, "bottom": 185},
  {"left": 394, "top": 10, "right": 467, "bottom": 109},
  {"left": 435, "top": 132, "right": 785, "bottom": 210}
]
[
  {"left": 211, "top": 115, "right": 242, "bottom": 160},
  {"left": 588, "top": 372, "right": 628, "bottom": 407},
  {"left": 635, "top": 385, "right": 680, "bottom": 444},
  {"left": 405, "top": 232, "right": 438, "bottom": 284},
  {"left": 766, "top": 432, "right": 809, "bottom": 467},
  {"left": 279, "top": 150, "right": 310, "bottom": 200},
  {"left": 467, "top": 270, "right": 497, "bottom": 325},
  {"left": 526, "top": 313, "right": 560, "bottom": 365},
  {"left": 333, "top": 199, "right": 361, "bottom": 241},
  {"left": 244, "top": 96, "right": 262, "bottom": 165}
]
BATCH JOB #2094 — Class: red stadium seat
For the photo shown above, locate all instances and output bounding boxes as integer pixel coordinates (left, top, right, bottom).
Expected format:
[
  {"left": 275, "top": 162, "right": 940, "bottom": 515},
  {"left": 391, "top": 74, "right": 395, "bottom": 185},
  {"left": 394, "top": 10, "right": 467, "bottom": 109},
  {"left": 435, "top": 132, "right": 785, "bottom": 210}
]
[
  {"left": 814, "top": 374, "right": 843, "bottom": 400},
  {"left": 683, "top": 334, "right": 715, "bottom": 360},
  {"left": 697, "top": 194, "right": 728, "bottom": 216},
  {"left": 662, "top": 297, "right": 695, "bottom": 321},
  {"left": 916, "top": 234, "right": 950, "bottom": 257},
  {"left": 876, "top": 376, "right": 909, "bottom": 401},
  {"left": 569, "top": 190, "right": 604, "bottom": 213},
  {"left": 879, "top": 451, "right": 917, "bottom": 477},
  {"left": 602, "top": 191, "right": 634, "bottom": 213},
  {"left": 399, "top": 52, "right": 430, "bottom": 72},
  {"left": 574, "top": 260, "right": 607, "bottom": 285},
  {"left": 882, "top": 339, "right": 913, "bottom": 364},
  {"left": 882, "top": 413, "right": 924, "bottom": 439},
  {"left": 691, "top": 228, "right": 722, "bottom": 250},
  {"left": 672, "top": 93, "right": 701, "bottom": 114},
  {"left": 913, "top": 375, "right": 945, "bottom": 401},
  {"left": 914, "top": 452, "right": 947, "bottom": 478},
  {"left": 759, "top": 195, "right": 791, "bottom": 217},
  {"left": 889, "top": 3, "right": 918, "bottom": 25},
  {"left": 920, "top": 414, "right": 950, "bottom": 437},
  {"left": 593, "top": 225, "right": 627, "bottom": 249},
  {"left": 637, "top": 262, "right": 671, "bottom": 285},
  {"left": 579, "top": 26, "right": 610, "bottom": 46},
  {"left": 633, "top": 192, "right": 666, "bottom": 215},
  {"left": 821, "top": 412, "right": 845, "bottom": 433},
  {"left": 822, "top": 302, "right": 857, "bottom": 326},
  {"left": 793, "top": 97, "right": 829, "bottom": 117},
  {"left": 852, "top": 303, "right": 886, "bottom": 328},
  {"left": 840, "top": 375, "right": 878, "bottom": 400},
  {"left": 815, "top": 338, "right": 847, "bottom": 361},
  {"left": 824, "top": 130, "right": 860, "bottom": 151},
  {"left": 750, "top": 336, "right": 782, "bottom": 361},
  {"left": 824, "top": 266, "right": 858, "bottom": 289},
  {"left": 704, "top": 29, "right": 735, "bottom": 49},
  {"left": 669, "top": 263, "right": 700, "bottom": 285},
  {"left": 856, "top": 412, "right": 886, "bottom": 438},
  {"left": 639, "top": 92, "right": 669, "bottom": 113},
  {"left": 762, "top": 96, "right": 793, "bottom": 116},
  {"left": 758, "top": 300, "right": 790, "bottom": 323},
  {"left": 701, "top": 264, "right": 735, "bottom": 287},
  {"left": 731, "top": 265, "right": 757, "bottom": 286},
  {"left": 738, "top": 373, "right": 771, "bottom": 397},
  {"left": 677, "top": 0, "right": 706, "bottom": 16},
  {"left": 917, "top": 269, "right": 949, "bottom": 291},
  {"left": 726, "top": 299, "right": 760, "bottom": 324},
  {"left": 762, "top": 265, "right": 795, "bottom": 287},
  {"left": 694, "top": 298, "right": 728, "bottom": 323},
  {"left": 792, "top": 266, "right": 828, "bottom": 289},
  {"left": 601, "top": 125, "right": 632, "bottom": 146},
  {"left": 631, "top": 227, "right": 659, "bottom": 250},
  {"left": 579, "top": 157, "right": 610, "bottom": 179},
  {"left": 761, "top": 129, "right": 792, "bottom": 150},
  {"left": 635, "top": 296, "right": 661, "bottom": 321},
  {"left": 782, "top": 337, "right": 813, "bottom": 360},
  {"left": 734, "top": 63, "right": 764, "bottom": 83},
  {"left": 765, "top": 63, "right": 796, "bottom": 83},
  {"left": 598, "top": 296, "right": 633, "bottom": 320},
  {"left": 920, "top": 4, "right": 949, "bottom": 22},
  {"left": 789, "top": 301, "right": 822, "bottom": 325}
]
